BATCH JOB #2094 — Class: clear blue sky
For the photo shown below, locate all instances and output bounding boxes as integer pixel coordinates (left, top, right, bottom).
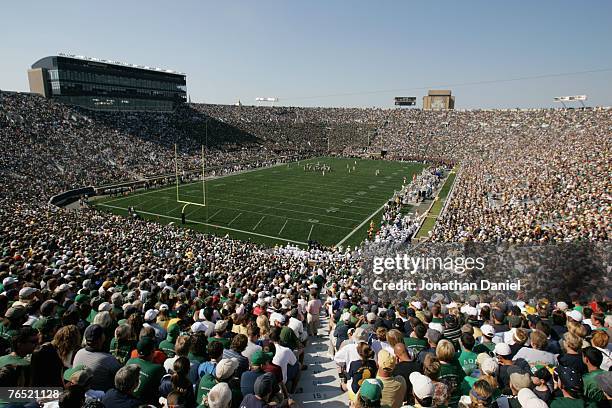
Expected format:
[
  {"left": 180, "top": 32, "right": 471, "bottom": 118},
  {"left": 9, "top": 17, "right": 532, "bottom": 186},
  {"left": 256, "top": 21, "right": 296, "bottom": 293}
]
[{"left": 2, "top": 1, "right": 611, "bottom": 108}]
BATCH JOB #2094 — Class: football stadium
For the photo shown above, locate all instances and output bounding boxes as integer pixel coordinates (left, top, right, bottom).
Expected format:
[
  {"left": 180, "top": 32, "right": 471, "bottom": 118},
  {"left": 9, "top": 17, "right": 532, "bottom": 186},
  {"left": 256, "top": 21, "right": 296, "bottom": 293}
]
[{"left": 1, "top": 2, "right": 611, "bottom": 408}]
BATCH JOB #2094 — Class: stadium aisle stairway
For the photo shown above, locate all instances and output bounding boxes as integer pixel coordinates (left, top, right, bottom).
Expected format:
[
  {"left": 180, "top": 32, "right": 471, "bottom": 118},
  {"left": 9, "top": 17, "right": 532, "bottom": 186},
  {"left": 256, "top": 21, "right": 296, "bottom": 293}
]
[{"left": 294, "top": 316, "right": 348, "bottom": 407}]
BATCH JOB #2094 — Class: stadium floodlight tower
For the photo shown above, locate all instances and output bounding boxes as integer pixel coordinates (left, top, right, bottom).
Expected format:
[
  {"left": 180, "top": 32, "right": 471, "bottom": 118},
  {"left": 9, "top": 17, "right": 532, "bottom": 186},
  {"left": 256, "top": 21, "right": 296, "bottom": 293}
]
[
  {"left": 255, "top": 97, "right": 279, "bottom": 106},
  {"left": 553, "top": 95, "right": 587, "bottom": 108}
]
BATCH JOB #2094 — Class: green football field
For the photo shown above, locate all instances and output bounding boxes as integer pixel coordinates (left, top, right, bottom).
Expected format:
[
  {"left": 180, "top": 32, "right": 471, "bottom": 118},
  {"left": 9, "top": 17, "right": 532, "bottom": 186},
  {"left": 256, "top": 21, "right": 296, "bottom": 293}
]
[{"left": 93, "top": 157, "right": 424, "bottom": 248}]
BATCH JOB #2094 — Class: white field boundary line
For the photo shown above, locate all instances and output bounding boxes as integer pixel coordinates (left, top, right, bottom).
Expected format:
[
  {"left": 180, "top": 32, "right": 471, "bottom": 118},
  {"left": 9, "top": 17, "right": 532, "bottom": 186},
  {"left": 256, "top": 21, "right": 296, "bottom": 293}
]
[
  {"left": 97, "top": 203, "right": 308, "bottom": 245},
  {"left": 336, "top": 201, "right": 388, "bottom": 247}
]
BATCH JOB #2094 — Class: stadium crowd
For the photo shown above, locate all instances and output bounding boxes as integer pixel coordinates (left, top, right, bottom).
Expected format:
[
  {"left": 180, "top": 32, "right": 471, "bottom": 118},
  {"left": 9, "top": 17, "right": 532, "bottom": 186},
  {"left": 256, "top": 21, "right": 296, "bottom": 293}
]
[
  {"left": 0, "top": 91, "right": 611, "bottom": 407},
  {"left": 370, "top": 166, "right": 447, "bottom": 248}
]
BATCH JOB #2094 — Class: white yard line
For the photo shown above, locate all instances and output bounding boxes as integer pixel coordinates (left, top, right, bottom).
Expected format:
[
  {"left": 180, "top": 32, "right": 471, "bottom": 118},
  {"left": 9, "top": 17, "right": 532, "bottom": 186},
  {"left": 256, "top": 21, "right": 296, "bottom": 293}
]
[
  {"left": 278, "top": 219, "right": 289, "bottom": 235},
  {"left": 97, "top": 203, "right": 308, "bottom": 245},
  {"left": 336, "top": 201, "right": 387, "bottom": 247},
  {"left": 252, "top": 216, "right": 265, "bottom": 231},
  {"left": 175, "top": 192, "right": 362, "bottom": 223},
  {"left": 307, "top": 224, "right": 315, "bottom": 241},
  {"left": 228, "top": 212, "right": 242, "bottom": 226}
]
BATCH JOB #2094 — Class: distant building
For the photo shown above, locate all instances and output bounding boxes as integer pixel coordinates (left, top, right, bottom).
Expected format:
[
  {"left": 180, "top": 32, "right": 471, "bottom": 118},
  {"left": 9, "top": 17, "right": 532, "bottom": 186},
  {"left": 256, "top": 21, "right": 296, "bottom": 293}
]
[
  {"left": 423, "top": 90, "right": 455, "bottom": 110},
  {"left": 28, "top": 54, "right": 186, "bottom": 111}
]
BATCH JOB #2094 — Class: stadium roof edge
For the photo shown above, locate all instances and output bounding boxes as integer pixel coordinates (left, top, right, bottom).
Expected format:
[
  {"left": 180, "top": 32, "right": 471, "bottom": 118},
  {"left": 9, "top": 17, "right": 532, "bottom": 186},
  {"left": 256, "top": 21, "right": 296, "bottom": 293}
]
[{"left": 32, "top": 53, "right": 186, "bottom": 75}]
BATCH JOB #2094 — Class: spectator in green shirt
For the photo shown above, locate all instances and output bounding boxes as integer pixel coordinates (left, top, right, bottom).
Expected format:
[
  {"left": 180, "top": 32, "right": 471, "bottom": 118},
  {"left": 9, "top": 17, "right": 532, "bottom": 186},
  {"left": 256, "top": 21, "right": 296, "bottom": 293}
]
[
  {"left": 0, "top": 305, "right": 28, "bottom": 346},
  {"left": 110, "top": 324, "right": 136, "bottom": 365},
  {"left": 457, "top": 333, "right": 478, "bottom": 376},
  {"left": 551, "top": 366, "right": 586, "bottom": 408},
  {"left": 473, "top": 324, "right": 496, "bottom": 355},
  {"left": 582, "top": 347, "right": 605, "bottom": 408},
  {"left": 209, "top": 320, "right": 232, "bottom": 349},
  {"left": 159, "top": 323, "right": 180, "bottom": 357},
  {"left": 125, "top": 336, "right": 165, "bottom": 404},
  {"left": 436, "top": 339, "right": 465, "bottom": 407},
  {"left": 404, "top": 323, "right": 428, "bottom": 355},
  {"left": 0, "top": 326, "right": 39, "bottom": 369},
  {"left": 197, "top": 357, "right": 241, "bottom": 407}
]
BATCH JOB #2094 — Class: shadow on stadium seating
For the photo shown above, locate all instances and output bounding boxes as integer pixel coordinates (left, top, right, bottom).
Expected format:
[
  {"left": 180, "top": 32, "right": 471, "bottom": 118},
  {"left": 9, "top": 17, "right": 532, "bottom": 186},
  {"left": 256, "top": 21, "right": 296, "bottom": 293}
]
[{"left": 75, "top": 104, "right": 262, "bottom": 153}]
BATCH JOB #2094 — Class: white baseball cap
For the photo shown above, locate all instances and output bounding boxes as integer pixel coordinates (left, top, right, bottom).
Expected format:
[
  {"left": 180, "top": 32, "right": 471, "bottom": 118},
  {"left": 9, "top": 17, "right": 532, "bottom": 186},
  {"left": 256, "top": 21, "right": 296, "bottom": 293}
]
[
  {"left": 3, "top": 276, "right": 18, "bottom": 286},
  {"left": 494, "top": 343, "right": 512, "bottom": 357},
  {"left": 566, "top": 310, "right": 583, "bottom": 322},
  {"left": 19, "top": 287, "right": 38, "bottom": 298},
  {"left": 97, "top": 302, "right": 112, "bottom": 312},
  {"left": 409, "top": 372, "right": 434, "bottom": 399},
  {"left": 144, "top": 309, "right": 159, "bottom": 322},
  {"left": 191, "top": 321, "right": 207, "bottom": 333},
  {"left": 480, "top": 324, "right": 495, "bottom": 337}
]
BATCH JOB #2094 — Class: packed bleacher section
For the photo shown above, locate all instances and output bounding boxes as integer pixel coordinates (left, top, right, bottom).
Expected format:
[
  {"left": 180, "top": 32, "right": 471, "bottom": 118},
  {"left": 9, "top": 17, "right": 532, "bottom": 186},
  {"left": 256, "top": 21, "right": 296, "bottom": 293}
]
[{"left": 0, "top": 91, "right": 611, "bottom": 407}]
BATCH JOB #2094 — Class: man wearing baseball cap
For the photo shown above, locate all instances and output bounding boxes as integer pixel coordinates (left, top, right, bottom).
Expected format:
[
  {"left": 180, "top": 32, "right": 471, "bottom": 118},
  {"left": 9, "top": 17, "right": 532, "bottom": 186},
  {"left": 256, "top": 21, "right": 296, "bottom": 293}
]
[
  {"left": 377, "top": 349, "right": 407, "bottom": 408},
  {"left": 408, "top": 372, "right": 435, "bottom": 408},
  {"left": 473, "top": 324, "right": 496, "bottom": 354},
  {"left": 72, "top": 324, "right": 121, "bottom": 392},
  {"left": 240, "top": 350, "right": 273, "bottom": 396},
  {"left": 209, "top": 319, "right": 231, "bottom": 349},
  {"left": 239, "top": 372, "right": 285, "bottom": 408},
  {"left": 551, "top": 366, "right": 585, "bottom": 408},
  {"left": 125, "top": 336, "right": 165, "bottom": 404},
  {"left": 197, "top": 357, "right": 240, "bottom": 407},
  {"left": 495, "top": 342, "right": 531, "bottom": 393},
  {"left": 357, "top": 378, "right": 385, "bottom": 407}
]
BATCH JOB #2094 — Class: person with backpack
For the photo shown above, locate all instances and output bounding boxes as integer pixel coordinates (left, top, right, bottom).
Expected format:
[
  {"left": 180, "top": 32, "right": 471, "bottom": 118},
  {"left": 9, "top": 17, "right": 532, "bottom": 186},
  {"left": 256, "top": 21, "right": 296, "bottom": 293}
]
[{"left": 347, "top": 342, "right": 378, "bottom": 402}]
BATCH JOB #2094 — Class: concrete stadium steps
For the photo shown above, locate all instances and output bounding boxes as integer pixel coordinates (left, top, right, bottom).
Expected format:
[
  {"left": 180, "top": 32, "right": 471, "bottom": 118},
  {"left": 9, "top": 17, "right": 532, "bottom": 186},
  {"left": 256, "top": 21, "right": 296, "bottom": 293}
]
[{"left": 294, "top": 316, "right": 349, "bottom": 407}]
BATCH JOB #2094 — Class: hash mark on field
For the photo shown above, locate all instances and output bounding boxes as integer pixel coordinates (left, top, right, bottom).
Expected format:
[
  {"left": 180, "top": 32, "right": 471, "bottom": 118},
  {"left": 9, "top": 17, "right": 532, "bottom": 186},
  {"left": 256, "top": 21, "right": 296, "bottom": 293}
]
[
  {"left": 228, "top": 213, "right": 242, "bottom": 226},
  {"left": 307, "top": 224, "right": 315, "bottom": 240},
  {"left": 278, "top": 219, "right": 289, "bottom": 235},
  {"left": 207, "top": 209, "right": 222, "bottom": 221},
  {"left": 252, "top": 216, "right": 265, "bottom": 231}
]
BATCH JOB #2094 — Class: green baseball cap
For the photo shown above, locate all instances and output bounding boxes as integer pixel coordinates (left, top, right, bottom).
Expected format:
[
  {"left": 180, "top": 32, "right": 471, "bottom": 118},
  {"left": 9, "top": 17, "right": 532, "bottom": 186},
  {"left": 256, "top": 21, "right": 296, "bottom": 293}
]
[
  {"left": 360, "top": 378, "right": 383, "bottom": 402},
  {"left": 251, "top": 350, "right": 273, "bottom": 366},
  {"left": 63, "top": 364, "right": 87, "bottom": 382},
  {"left": 74, "top": 294, "right": 91, "bottom": 304}
]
